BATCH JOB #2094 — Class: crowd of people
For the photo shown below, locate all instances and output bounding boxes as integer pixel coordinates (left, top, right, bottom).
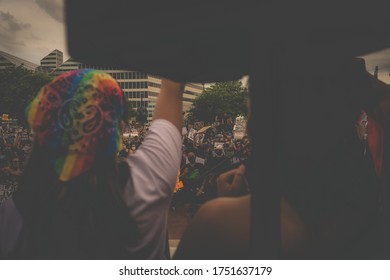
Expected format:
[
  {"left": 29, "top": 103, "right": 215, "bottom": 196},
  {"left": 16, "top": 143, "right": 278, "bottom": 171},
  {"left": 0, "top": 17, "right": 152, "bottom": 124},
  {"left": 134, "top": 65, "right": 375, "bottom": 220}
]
[
  {"left": 1, "top": 56, "right": 388, "bottom": 260},
  {"left": 173, "top": 117, "right": 251, "bottom": 215},
  {"left": 117, "top": 122, "right": 148, "bottom": 159},
  {"left": 0, "top": 68, "right": 254, "bottom": 259},
  {"left": 114, "top": 114, "right": 251, "bottom": 215},
  {"left": 0, "top": 113, "right": 251, "bottom": 210},
  {"left": 15, "top": 2, "right": 386, "bottom": 262},
  {"left": 0, "top": 124, "right": 33, "bottom": 203}
]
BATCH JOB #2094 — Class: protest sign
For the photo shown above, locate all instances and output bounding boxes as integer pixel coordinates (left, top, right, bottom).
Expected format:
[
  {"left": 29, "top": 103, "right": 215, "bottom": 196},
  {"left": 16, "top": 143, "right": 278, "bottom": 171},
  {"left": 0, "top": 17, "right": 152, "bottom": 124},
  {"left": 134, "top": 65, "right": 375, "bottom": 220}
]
[
  {"left": 233, "top": 116, "right": 247, "bottom": 140},
  {"left": 214, "top": 142, "right": 224, "bottom": 148},
  {"left": 195, "top": 157, "right": 206, "bottom": 165},
  {"left": 130, "top": 129, "right": 139, "bottom": 137},
  {"left": 185, "top": 156, "right": 206, "bottom": 165},
  {"left": 187, "top": 128, "right": 197, "bottom": 141},
  {"left": 194, "top": 133, "right": 205, "bottom": 146}
]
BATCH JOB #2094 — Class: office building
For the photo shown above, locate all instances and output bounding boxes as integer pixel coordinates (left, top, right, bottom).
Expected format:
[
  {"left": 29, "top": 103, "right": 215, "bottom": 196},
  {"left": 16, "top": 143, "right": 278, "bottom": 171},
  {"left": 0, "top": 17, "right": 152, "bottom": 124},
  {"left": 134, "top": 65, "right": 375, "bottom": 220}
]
[
  {"left": 51, "top": 55, "right": 203, "bottom": 121},
  {"left": 40, "top": 49, "right": 63, "bottom": 72},
  {"left": 0, "top": 50, "right": 39, "bottom": 71}
]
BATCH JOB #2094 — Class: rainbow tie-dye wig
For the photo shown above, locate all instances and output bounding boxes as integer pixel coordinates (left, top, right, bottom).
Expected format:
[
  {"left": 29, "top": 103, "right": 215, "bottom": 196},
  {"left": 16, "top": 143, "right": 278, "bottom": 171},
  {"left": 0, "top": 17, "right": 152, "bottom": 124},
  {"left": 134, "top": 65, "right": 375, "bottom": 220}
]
[{"left": 26, "top": 69, "right": 124, "bottom": 181}]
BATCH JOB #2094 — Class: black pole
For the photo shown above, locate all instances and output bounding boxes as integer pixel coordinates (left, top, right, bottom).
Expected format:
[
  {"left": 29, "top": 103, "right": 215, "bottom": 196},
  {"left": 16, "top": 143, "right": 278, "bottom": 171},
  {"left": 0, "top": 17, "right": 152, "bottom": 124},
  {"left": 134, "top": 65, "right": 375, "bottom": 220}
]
[{"left": 249, "top": 46, "right": 281, "bottom": 259}]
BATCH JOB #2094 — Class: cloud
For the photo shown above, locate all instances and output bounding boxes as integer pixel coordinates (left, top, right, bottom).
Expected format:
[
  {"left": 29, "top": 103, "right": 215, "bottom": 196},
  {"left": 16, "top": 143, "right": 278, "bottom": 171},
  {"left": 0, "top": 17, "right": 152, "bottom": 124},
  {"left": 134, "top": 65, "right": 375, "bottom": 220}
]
[
  {"left": 0, "top": 29, "right": 25, "bottom": 51},
  {"left": 0, "top": 10, "right": 31, "bottom": 31},
  {"left": 35, "top": 0, "right": 63, "bottom": 22},
  {"left": 0, "top": 10, "right": 30, "bottom": 52}
]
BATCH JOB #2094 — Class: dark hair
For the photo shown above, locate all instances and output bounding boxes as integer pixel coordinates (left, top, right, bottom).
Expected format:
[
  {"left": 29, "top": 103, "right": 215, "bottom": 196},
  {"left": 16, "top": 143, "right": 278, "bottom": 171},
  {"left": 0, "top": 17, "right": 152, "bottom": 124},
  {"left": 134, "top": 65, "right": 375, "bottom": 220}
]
[
  {"left": 11, "top": 92, "right": 138, "bottom": 259},
  {"left": 247, "top": 56, "right": 382, "bottom": 258},
  {"left": 12, "top": 140, "right": 138, "bottom": 259}
]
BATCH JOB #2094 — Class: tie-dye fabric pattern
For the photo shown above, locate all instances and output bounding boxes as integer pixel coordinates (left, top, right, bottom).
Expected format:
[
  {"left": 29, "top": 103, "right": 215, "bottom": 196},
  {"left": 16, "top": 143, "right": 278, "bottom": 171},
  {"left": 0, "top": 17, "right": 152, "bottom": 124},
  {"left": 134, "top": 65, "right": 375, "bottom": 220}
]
[{"left": 26, "top": 69, "right": 124, "bottom": 181}]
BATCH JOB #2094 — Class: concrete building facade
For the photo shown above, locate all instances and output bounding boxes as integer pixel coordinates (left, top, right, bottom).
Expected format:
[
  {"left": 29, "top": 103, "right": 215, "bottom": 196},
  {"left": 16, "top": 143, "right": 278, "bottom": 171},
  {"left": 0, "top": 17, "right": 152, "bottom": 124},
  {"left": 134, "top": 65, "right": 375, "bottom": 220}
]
[
  {"left": 0, "top": 49, "right": 203, "bottom": 121},
  {"left": 40, "top": 49, "right": 63, "bottom": 72},
  {"left": 0, "top": 50, "right": 39, "bottom": 71},
  {"left": 51, "top": 56, "right": 203, "bottom": 121}
]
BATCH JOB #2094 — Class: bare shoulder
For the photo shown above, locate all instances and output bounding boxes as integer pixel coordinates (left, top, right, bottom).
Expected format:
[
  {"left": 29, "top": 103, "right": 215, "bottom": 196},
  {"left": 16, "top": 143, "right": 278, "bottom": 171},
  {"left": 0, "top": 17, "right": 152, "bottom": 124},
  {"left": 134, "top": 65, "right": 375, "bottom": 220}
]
[
  {"left": 198, "top": 194, "right": 251, "bottom": 226},
  {"left": 174, "top": 195, "right": 251, "bottom": 259}
]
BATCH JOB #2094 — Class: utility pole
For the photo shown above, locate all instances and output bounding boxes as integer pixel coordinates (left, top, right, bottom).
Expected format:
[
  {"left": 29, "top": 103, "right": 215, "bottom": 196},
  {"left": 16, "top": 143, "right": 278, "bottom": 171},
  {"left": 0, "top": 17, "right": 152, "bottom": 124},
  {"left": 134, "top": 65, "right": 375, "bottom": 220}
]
[
  {"left": 137, "top": 92, "right": 147, "bottom": 125},
  {"left": 374, "top": 66, "right": 379, "bottom": 79}
]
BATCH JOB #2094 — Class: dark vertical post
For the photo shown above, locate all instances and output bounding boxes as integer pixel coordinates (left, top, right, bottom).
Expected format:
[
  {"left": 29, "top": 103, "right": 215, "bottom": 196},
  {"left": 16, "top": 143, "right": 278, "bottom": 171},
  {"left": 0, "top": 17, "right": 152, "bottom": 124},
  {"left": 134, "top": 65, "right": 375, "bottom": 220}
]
[{"left": 249, "top": 47, "right": 281, "bottom": 259}]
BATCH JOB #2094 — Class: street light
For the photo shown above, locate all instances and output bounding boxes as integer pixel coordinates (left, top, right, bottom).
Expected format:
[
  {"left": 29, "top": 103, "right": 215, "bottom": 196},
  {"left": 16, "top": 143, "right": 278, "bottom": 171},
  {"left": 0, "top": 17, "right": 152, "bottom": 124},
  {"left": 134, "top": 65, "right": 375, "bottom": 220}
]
[{"left": 137, "top": 92, "right": 147, "bottom": 125}]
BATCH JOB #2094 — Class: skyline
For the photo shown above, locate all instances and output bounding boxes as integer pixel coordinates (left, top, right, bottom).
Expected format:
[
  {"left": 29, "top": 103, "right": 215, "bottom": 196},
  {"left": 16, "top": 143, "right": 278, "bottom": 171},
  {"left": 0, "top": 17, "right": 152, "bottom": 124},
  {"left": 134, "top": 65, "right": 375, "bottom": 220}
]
[{"left": 1, "top": 0, "right": 390, "bottom": 83}]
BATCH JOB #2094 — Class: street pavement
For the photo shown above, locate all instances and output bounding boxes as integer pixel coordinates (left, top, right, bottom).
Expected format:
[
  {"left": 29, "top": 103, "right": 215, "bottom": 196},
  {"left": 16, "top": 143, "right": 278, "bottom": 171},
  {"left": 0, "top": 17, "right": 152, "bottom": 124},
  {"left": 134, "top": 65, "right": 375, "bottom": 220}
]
[{"left": 168, "top": 203, "right": 192, "bottom": 257}]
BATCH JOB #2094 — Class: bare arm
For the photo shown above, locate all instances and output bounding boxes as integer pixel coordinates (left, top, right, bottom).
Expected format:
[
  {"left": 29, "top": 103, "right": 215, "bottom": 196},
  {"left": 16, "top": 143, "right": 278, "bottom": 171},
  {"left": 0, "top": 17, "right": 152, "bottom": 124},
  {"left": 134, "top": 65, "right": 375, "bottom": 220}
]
[
  {"left": 152, "top": 79, "right": 185, "bottom": 133},
  {"left": 173, "top": 195, "right": 251, "bottom": 259},
  {"left": 216, "top": 164, "right": 248, "bottom": 197}
]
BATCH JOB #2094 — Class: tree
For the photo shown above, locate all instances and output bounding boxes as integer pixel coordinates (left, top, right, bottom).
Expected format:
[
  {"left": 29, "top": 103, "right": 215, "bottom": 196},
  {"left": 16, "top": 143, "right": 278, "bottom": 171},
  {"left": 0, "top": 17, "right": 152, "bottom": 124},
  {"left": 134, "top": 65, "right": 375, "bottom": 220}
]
[
  {"left": 0, "top": 66, "right": 52, "bottom": 126},
  {"left": 187, "top": 81, "right": 248, "bottom": 124}
]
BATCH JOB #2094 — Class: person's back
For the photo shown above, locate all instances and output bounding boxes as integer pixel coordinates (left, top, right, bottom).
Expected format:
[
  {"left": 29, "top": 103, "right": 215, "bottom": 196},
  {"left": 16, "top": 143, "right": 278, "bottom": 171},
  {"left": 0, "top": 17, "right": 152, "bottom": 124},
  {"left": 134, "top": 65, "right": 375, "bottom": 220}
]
[{"left": 174, "top": 195, "right": 310, "bottom": 259}]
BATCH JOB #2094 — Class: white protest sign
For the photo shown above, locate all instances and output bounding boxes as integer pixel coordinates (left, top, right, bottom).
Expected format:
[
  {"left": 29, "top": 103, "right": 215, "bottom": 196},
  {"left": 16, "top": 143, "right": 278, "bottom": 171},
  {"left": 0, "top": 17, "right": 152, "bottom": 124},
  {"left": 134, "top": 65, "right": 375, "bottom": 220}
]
[
  {"left": 187, "top": 128, "right": 197, "bottom": 141},
  {"left": 233, "top": 116, "right": 247, "bottom": 140}
]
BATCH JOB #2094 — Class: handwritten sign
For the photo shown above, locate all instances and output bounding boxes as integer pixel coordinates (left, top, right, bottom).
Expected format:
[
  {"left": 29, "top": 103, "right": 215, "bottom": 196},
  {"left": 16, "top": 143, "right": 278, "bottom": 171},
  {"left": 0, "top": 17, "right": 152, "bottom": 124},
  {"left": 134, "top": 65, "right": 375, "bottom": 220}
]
[
  {"left": 194, "top": 133, "right": 205, "bottom": 146},
  {"left": 187, "top": 128, "right": 197, "bottom": 141}
]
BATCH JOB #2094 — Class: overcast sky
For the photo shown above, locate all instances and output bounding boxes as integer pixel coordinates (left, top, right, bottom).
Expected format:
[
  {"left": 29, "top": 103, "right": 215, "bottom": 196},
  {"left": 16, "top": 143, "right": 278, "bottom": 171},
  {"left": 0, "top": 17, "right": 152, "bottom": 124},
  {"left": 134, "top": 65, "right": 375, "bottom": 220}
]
[
  {"left": 0, "top": 0, "right": 69, "bottom": 63},
  {"left": 1, "top": 0, "right": 390, "bottom": 84}
]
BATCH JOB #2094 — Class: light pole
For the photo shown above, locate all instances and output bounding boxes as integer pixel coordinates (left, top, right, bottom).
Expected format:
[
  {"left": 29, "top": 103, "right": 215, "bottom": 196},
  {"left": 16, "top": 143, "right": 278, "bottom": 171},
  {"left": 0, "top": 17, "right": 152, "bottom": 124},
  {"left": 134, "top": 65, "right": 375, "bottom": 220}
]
[{"left": 137, "top": 92, "right": 147, "bottom": 125}]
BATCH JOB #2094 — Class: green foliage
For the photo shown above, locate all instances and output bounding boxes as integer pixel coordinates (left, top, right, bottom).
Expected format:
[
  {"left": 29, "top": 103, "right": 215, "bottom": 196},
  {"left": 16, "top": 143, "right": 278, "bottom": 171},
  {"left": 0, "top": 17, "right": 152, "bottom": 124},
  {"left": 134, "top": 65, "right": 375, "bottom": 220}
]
[
  {"left": 0, "top": 66, "right": 52, "bottom": 126},
  {"left": 187, "top": 81, "right": 248, "bottom": 124}
]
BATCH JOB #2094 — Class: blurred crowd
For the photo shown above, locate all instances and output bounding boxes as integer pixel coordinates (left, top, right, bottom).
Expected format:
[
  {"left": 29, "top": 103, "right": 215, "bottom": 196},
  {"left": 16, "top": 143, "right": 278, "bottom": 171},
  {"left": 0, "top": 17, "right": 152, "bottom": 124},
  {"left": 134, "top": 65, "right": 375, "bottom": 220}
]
[
  {"left": 117, "top": 121, "right": 150, "bottom": 159},
  {"left": 0, "top": 123, "right": 33, "bottom": 203},
  {"left": 116, "top": 115, "right": 251, "bottom": 215},
  {"left": 0, "top": 115, "right": 249, "bottom": 208},
  {"left": 174, "top": 115, "right": 251, "bottom": 215}
]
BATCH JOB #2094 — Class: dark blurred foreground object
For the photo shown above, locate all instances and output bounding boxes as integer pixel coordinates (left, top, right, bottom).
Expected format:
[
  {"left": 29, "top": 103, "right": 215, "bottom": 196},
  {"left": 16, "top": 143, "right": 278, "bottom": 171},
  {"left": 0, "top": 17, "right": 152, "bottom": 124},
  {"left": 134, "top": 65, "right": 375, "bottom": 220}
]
[
  {"left": 65, "top": 1, "right": 252, "bottom": 82},
  {"left": 66, "top": 1, "right": 390, "bottom": 83},
  {"left": 66, "top": 0, "right": 390, "bottom": 259}
]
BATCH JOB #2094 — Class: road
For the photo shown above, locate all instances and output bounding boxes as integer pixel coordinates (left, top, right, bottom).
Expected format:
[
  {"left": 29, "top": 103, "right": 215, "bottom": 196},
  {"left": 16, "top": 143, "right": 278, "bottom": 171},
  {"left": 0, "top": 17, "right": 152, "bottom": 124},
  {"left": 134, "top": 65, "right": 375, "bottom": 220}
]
[{"left": 168, "top": 202, "right": 192, "bottom": 257}]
